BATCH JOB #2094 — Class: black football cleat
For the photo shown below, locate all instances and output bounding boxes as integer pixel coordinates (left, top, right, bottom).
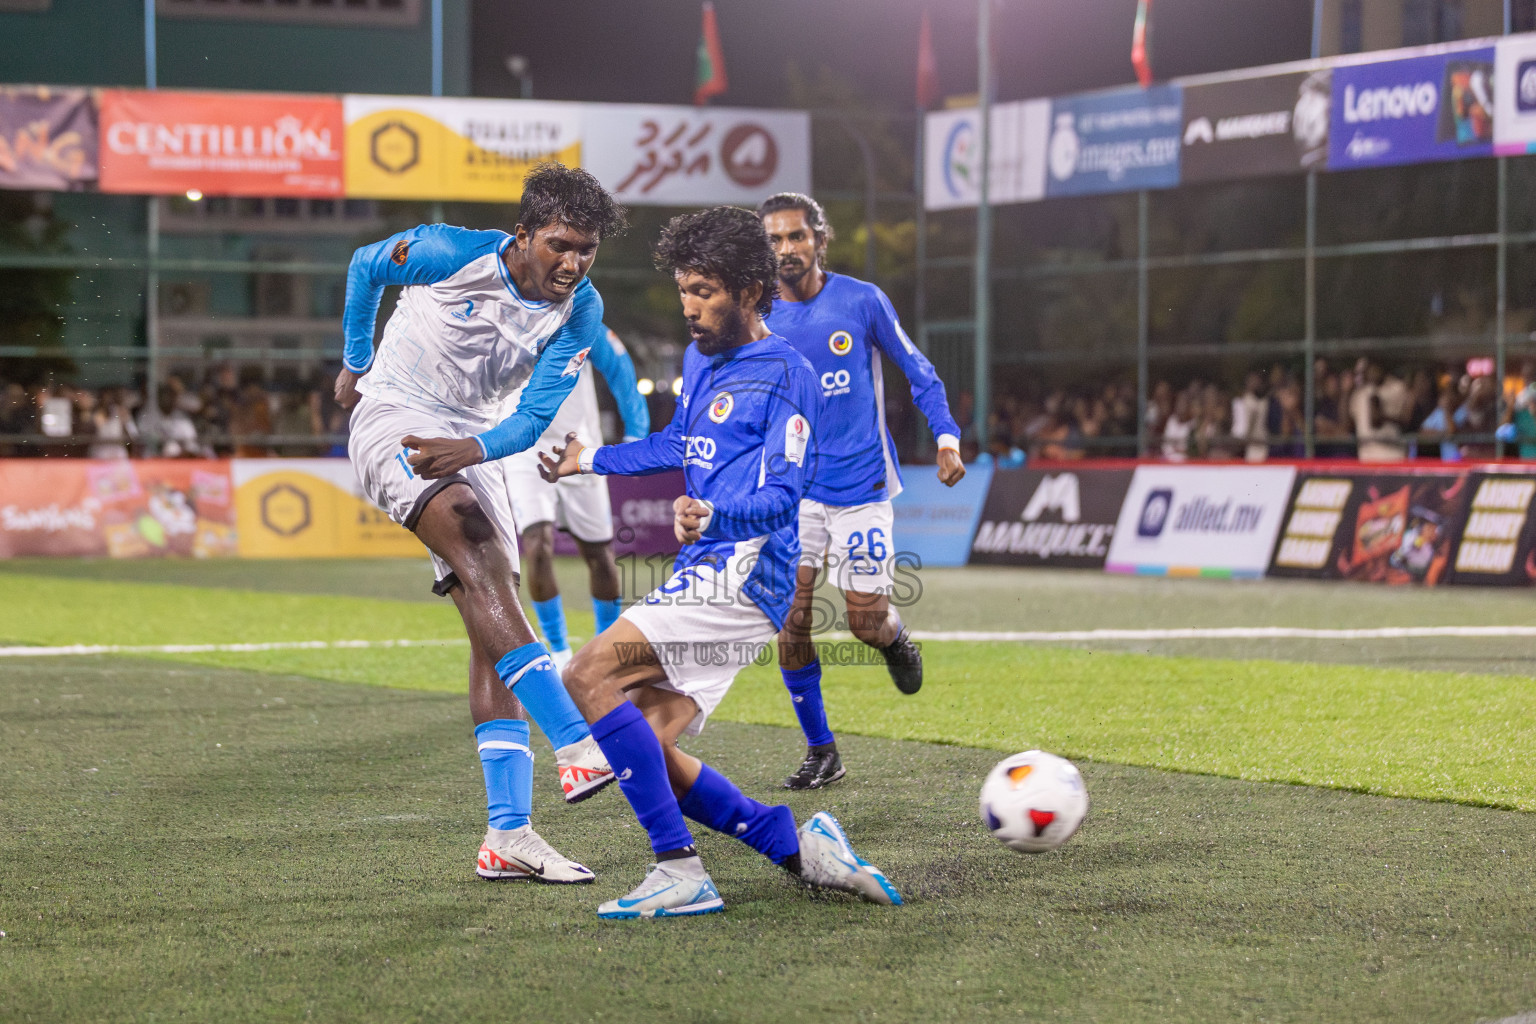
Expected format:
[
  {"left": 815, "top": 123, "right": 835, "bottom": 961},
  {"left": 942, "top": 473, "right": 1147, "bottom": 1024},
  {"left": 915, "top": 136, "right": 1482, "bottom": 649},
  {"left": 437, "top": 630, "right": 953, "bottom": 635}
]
[
  {"left": 783, "top": 744, "right": 846, "bottom": 790},
  {"left": 880, "top": 627, "right": 923, "bottom": 695}
]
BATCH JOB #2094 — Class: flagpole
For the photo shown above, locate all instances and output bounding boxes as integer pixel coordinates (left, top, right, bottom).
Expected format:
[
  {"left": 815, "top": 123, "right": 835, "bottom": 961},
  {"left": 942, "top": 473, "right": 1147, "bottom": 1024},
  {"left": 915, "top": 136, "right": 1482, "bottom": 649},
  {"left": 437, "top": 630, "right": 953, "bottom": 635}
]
[{"left": 974, "top": 0, "right": 992, "bottom": 454}]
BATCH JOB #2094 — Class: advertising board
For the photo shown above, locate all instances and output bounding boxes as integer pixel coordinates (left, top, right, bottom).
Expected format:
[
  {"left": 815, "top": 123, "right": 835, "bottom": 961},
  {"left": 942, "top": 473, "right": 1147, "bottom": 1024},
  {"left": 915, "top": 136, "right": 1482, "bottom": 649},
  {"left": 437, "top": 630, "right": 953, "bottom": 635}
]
[
  {"left": 0, "top": 459, "right": 236, "bottom": 559},
  {"left": 1269, "top": 469, "right": 1474, "bottom": 585},
  {"left": 1447, "top": 471, "right": 1536, "bottom": 585},
  {"left": 550, "top": 470, "right": 686, "bottom": 561},
  {"left": 232, "top": 459, "right": 423, "bottom": 559},
  {"left": 343, "top": 95, "right": 581, "bottom": 201},
  {"left": 99, "top": 90, "right": 343, "bottom": 197},
  {"left": 0, "top": 86, "right": 96, "bottom": 190},
  {"left": 887, "top": 463, "right": 992, "bottom": 569},
  {"left": 1105, "top": 465, "right": 1295, "bottom": 578},
  {"left": 1045, "top": 84, "right": 1182, "bottom": 198},
  {"left": 923, "top": 99, "right": 1049, "bottom": 211},
  {"left": 969, "top": 467, "right": 1131, "bottom": 569},
  {"left": 1494, "top": 34, "right": 1536, "bottom": 155},
  {"left": 1327, "top": 47, "right": 1495, "bottom": 170},
  {"left": 1179, "top": 70, "right": 1331, "bottom": 182},
  {"left": 584, "top": 104, "right": 809, "bottom": 206}
]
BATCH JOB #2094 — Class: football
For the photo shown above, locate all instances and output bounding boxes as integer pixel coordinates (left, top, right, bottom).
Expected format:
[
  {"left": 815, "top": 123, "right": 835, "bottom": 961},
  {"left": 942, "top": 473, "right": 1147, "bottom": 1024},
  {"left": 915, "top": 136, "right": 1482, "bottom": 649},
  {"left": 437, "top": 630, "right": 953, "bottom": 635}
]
[{"left": 979, "top": 750, "right": 1089, "bottom": 853}]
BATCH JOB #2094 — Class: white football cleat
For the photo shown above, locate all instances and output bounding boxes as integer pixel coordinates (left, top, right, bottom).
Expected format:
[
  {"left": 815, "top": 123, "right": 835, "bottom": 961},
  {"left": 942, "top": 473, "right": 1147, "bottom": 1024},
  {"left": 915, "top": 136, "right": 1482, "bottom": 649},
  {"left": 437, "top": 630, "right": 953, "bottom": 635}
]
[
  {"left": 794, "top": 811, "right": 903, "bottom": 906},
  {"left": 548, "top": 647, "right": 574, "bottom": 674},
  {"left": 596, "top": 857, "right": 724, "bottom": 919},
  {"left": 475, "top": 825, "right": 594, "bottom": 884},
  {"left": 556, "top": 735, "right": 615, "bottom": 804}
]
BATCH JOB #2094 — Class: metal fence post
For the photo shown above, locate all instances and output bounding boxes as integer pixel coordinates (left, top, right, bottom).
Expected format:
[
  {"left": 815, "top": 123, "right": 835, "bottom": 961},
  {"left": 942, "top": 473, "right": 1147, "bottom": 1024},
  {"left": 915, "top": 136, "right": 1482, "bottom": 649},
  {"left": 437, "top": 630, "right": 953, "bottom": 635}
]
[
  {"left": 1497, "top": 155, "right": 1509, "bottom": 459},
  {"left": 974, "top": 0, "right": 992, "bottom": 453},
  {"left": 1304, "top": 172, "right": 1317, "bottom": 458},
  {"left": 1137, "top": 190, "right": 1149, "bottom": 457}
]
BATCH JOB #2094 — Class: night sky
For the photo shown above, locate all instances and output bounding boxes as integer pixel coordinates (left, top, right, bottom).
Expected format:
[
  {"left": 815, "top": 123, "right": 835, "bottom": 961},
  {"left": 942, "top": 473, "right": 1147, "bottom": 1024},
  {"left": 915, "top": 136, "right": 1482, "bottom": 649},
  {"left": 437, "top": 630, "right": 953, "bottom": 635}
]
[{"left": 471, "top": 0, "right": 1316, "bottom": 109}]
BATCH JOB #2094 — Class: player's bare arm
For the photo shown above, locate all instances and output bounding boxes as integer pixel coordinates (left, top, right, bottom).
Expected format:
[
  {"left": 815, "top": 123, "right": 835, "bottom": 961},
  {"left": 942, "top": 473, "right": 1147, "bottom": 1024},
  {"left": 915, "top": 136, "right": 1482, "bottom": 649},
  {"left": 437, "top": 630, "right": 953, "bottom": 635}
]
[
  {"left": 402, "top": 434, "right": 484, "bottom": 479},
  {"left": 334, "top": 367, "right": 364, "bottom": 410},
  {"left": 538, "top": 431, "right": 586, "bottom": 482}
]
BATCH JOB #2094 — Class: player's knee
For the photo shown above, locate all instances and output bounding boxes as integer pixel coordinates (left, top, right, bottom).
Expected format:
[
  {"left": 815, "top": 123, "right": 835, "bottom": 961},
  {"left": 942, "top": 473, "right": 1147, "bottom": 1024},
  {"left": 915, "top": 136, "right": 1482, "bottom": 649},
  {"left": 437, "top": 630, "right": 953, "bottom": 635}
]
[{"left": 521, "top": 523, "right": 554, "bottom": 560}]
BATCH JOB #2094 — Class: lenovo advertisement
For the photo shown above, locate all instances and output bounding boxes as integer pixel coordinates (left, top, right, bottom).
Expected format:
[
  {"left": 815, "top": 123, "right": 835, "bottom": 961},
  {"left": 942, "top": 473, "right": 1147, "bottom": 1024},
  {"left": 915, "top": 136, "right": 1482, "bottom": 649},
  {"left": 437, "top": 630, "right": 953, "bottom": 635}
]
[{"left": 1328, "top": 47, "right": 1495, "bottom": 170}]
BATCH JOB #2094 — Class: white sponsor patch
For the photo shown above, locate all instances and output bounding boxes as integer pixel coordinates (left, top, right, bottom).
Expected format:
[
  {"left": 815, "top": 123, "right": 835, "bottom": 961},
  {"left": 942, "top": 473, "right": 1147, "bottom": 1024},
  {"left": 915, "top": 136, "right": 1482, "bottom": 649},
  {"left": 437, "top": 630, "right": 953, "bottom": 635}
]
[
  {"left": 784, "top": 414, "right": 811, "bottom": 466},
  {"left": 560, "top": 346, "right": 592, "bottom": 378}
]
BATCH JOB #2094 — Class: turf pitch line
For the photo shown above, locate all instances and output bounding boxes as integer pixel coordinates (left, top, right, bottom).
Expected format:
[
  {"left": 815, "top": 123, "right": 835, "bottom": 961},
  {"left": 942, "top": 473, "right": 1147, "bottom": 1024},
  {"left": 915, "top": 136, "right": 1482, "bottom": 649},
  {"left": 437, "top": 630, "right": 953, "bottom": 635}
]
[{"left": 5, "top": 624, "right": 1536, "bottom": 658}]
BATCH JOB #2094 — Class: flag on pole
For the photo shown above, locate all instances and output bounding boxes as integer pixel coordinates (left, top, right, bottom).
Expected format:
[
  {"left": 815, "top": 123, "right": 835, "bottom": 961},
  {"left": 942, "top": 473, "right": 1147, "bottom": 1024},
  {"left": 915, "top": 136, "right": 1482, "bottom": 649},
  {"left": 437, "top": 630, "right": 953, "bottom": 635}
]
[
  {"left": 1131, "top": 0, "right": 1154, "bottom": 88},
  {"left": 694, "top": 2, "right": 729, "bottom": 106},
  {"left": 916, "top": 9, "right": 940, "bottom": 110}
]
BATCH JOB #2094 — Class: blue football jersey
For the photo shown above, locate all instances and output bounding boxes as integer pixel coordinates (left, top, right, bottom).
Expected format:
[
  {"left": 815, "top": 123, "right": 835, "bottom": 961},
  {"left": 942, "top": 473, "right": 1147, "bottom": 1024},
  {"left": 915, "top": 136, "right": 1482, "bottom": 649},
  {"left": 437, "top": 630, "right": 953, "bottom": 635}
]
[
  {"left": 588, "top": 335, "right": 820, "bottom": 629},
  {"left": 766, "top": 273, "right": 961, "bottom": 505}
]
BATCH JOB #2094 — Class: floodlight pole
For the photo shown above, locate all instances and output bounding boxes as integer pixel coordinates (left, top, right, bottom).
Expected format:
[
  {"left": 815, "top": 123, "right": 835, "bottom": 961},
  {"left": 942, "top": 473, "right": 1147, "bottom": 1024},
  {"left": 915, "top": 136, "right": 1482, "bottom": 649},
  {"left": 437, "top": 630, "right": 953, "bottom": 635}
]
[{"left": 974, "top": 0, "right": 993, "bottom": 453}]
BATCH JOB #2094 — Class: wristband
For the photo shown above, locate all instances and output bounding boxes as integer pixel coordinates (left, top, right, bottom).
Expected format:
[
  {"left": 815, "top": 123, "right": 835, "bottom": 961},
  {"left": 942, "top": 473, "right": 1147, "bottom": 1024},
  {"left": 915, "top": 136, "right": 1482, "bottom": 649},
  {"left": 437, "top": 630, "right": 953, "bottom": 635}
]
[
  {"left": 936, "top": 433, "right": 960, "bottom": 452},
  {"left": 695, "top": 499, "right": 715, "bottom": 537},
  {"left": 577, "top": 446, "right": 598, "bottom": 474}
]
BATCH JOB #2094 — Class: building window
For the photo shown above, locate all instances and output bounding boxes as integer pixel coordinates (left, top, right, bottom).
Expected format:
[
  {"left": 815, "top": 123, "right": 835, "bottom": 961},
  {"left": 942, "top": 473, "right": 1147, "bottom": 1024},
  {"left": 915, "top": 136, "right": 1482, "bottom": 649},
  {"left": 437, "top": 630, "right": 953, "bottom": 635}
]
[
  {"left": 1402, "top": 0, "right": 1464, "bottom": 46},
  {"left": 1516, "top": 0, "right": 1536, "bottom": 32},
  {"left": 1340, "top": 0, "right": 1364, "bottom": 54},
  {"left": 156, "top": 0, "right": 418, "bottom": 27}
]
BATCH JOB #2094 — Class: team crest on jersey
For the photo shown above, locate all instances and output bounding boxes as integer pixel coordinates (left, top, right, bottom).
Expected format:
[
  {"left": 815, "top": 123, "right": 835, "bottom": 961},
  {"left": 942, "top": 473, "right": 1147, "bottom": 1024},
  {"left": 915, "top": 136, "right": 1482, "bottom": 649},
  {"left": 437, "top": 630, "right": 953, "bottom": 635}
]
[
  {"left": 390, "top": 240, "right": 410, "bottom": 266},
  {"left": 828, "top": 330, "right": 853, "bottom": 356},
  {"left": 560, "top": 347, "right": 591, "bottom": 378},
  {"left": 708, "top": 392, "right": 734, "bottom": 423},
  {"left": 784, "top": 413, "right": 811, "bottom": 466}
]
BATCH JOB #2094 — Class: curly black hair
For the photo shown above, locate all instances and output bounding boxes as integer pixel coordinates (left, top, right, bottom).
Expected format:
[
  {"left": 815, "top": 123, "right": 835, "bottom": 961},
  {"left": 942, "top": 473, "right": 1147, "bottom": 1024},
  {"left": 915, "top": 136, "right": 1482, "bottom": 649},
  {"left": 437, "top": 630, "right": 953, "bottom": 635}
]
[
  {"left": 517, "top": 163, "right": 628, "bottom": 241},
  {"left": 756, "top": 192, "right": 835, "bottom": 245},
  {"left": 653, "top": 206, "right": 778, "bottom": 318}
]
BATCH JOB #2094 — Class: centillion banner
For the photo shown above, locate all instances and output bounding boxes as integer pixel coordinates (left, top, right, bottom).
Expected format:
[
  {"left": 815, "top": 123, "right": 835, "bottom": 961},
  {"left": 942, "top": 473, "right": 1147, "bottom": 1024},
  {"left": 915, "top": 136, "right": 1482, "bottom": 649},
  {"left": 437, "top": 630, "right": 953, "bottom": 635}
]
[
  {"left": 233, "top": 459, "right": 424, "bottom": 559},
  {"left": 343, "top": 95, "right": 582, "bottom": 201}
]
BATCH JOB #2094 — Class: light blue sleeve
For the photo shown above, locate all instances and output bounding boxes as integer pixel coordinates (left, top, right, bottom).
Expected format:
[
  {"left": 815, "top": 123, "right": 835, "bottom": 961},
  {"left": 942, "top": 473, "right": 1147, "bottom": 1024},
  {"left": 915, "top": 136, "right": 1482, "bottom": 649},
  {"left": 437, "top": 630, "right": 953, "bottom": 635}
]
[
  {"left": 342, "top": 224, "right": 509, "bottom": 373},
  {"left": 474, "top": 281, "right": 604, "bottom": 461},
  {"left": 865, "top": 285, "right": 963, "bottom": 442},
  {"left": 587, "top": 326, "right": 651, "bottom": 441}
]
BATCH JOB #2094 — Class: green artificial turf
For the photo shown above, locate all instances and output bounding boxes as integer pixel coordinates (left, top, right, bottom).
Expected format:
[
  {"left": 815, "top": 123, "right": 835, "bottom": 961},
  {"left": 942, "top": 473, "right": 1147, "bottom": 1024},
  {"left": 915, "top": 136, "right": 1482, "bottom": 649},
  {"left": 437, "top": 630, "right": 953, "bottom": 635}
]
[{"left": 1, "top": 658, "right": 1533, "bottom": 1023}]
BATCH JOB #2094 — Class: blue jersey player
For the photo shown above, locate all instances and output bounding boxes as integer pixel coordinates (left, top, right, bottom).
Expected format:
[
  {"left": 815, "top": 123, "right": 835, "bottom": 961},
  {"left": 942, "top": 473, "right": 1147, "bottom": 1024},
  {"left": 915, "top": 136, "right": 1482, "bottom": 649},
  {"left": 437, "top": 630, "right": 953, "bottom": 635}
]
[
  {"left": 758, "top": 193, "right": 966, "bottom": 791},
  {"left": 335, "top": 165, "right": 625, "bottom": 886},
  {"left": 541, "top": 207, "right": 902, "bottom": 919}
]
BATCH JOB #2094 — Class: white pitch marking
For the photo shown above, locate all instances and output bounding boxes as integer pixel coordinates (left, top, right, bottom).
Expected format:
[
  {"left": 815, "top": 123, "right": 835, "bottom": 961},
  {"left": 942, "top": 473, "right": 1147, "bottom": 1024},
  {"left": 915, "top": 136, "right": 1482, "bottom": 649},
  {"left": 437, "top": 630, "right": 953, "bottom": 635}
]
[{"left": 0, "top": 638, "right": 470, "bottom": 658}]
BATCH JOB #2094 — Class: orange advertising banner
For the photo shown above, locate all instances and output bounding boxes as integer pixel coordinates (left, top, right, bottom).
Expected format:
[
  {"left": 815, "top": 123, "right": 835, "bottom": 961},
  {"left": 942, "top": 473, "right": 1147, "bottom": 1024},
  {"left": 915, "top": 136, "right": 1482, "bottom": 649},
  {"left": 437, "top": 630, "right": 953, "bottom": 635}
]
[
  {"left": 98, "top": 90, "right": 343, "bottom": 197},
  {"left": 0, "top": 459, "right": 237, "bottom": 559}
]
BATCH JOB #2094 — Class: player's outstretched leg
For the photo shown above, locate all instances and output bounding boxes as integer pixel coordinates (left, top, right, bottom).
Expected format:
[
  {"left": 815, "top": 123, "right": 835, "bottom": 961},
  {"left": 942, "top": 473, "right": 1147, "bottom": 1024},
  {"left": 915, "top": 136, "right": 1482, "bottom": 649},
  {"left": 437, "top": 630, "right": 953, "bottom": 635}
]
[
  {"left": 563, "top": 622, "right": 723, "bottom": 919},
  {"left": 465, "top": 645, "right": 593, "bottom": 883},
  {"left": 778, "top": 563, "right": 844, "bottom": 790}
]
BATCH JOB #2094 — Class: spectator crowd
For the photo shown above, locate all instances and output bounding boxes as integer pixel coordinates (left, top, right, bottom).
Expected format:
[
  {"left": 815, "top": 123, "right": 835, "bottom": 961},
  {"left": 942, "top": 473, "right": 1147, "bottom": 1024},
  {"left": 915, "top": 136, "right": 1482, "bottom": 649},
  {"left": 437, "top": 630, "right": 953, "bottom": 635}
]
[{"left": 0, "top": 366, "right": 351, "bottom": 459}]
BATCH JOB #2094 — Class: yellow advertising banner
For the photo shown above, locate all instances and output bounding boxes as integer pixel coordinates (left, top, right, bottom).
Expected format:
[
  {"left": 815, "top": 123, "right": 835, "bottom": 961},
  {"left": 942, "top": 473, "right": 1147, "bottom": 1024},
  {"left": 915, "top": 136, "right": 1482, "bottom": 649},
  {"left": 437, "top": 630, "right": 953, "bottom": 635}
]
[
  {"left": 342, "top": 95, "right": 582, "bottom": 202},
  {"left": 232, "top": 459, "right": 424, "bottom": 559}
]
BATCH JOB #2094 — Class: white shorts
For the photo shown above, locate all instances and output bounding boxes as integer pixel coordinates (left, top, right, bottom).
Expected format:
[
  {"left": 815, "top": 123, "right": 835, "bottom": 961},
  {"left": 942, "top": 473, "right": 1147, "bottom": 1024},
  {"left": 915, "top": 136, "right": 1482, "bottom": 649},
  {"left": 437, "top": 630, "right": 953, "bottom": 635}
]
[
  {"left": 504, "top": 449, "right": 614, "bottom": 544},
  {"left": 348, "top": 397, "right": 522, "bottom": 593},
  {"left": 797, "top": 498, "right": 896, "bottom": 595},
  {"left": 620, "top": 548, "right": 778, "bottom": 737}
]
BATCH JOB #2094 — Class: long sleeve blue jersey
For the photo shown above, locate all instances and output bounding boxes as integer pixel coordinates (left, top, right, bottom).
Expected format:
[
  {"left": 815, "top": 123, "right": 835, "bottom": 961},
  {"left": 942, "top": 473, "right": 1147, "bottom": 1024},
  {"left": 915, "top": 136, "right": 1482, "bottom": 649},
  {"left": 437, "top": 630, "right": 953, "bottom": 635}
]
[
  {"left": 588, "top": 327, "right": 650, "bottom": 440},
  {"left": 589, "top": 335, "right": 820, "bottom": 630},
  {"left": 342, "top": 223, "right": 605, "bottom": 461},
  {"left": 765, "top": 272, "right": 961, "bottom": 505}
]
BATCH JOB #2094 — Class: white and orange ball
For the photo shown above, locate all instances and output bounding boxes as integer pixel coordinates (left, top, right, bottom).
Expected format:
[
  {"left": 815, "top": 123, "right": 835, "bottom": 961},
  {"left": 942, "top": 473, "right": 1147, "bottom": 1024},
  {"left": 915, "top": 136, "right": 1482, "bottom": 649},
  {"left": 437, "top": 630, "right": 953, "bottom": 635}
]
[{"left": 979, "top": 750, "right": 1089, "bottom": 854}]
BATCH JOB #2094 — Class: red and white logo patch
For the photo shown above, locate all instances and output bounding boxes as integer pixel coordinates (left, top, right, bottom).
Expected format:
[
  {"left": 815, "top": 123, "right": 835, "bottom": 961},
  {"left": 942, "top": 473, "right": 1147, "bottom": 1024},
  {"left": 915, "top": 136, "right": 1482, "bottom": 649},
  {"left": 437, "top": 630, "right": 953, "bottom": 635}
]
[{"left": 784, "top": 414, "right": 811, "bottom": 466}]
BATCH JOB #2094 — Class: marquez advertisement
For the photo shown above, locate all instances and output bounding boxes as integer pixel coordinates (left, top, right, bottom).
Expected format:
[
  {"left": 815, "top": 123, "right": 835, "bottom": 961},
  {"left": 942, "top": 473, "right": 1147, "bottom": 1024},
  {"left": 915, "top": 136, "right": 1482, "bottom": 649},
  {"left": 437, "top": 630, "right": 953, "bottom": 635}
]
[
  {"left": 1180, "top": 70, "right": 1331, "bottom": 182},
  {"left": 970, "top": 467, "right": 1132, "bottom": 569},
  {"left": 343, "top": 95, "right": 582, "bottom": 201},
  {"left": 98, "top": 90, "right": 343, "bottom": 197},
  {"left": 0, "top": 459, "right": 236, "bottom": 559},
  {"left": 0, "top": 86, "right": 96, "bottom": 191},
  {"left": 1269, "top": 469, "right": 1474, "bottom": 585},
  {"left": 1328, "top": 47, "right": 1495, "bottom": 170}
]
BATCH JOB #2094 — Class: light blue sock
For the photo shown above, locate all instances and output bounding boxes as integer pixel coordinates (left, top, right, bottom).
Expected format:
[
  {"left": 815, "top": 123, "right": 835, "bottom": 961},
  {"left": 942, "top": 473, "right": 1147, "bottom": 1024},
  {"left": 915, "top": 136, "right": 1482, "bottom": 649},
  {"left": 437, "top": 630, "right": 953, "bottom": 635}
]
[
  {"left": 532, "top": 596, "right": 569, "bottom": 653},
  {"left": 495, "top": 642, "right": 589, "bottom": 750},
  {"left": 474, "top": 719, "right": 532, "bottom": 830},
  {"left": 593, "top": 596, "right": 624, "bottom": 635}
]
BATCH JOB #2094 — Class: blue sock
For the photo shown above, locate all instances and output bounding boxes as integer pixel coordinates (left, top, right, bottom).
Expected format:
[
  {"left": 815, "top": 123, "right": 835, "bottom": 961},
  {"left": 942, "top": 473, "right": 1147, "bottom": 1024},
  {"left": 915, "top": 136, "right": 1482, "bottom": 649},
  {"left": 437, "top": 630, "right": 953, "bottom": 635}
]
[
  {"left": 474, "top": 719, "right": 532, "bottom": 831},
  {"left": 532, "top": 596, "right": 569, "bottom": 652},
  {"left": 593, "top": 596, "right": 624, "bottom": 635},
  {"left": 782, "top": 661, "right": 835, "bottom": 748},
  {"left": 679, "top": 763, "right": 799, "bottom": 865},
  {"left": 589, "top": 702, "right": 694, "bottom": 855},
  {"left": 496, "top": 642, "right": 589, "bottom": 751}
]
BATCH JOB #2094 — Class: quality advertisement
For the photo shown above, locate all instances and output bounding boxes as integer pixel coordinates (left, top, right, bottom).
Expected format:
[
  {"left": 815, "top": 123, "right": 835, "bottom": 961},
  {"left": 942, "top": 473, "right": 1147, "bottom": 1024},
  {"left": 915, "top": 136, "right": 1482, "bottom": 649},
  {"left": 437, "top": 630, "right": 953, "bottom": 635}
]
[
  {"left": 343, "top": 95, "right": 581, "bottom": 201},
  {"left": 1327, "top": 47, "right": 1495, "bottom": 171},
  {"left": 1494, "top": 34, "right": 1536, "bottom": 154},
  {"left": 1045, "top": 84, "right": 1182, "bottom": 198},
  {"left": 0, "top": 86, "right": 96, "bottom": 191},
  {"left": 1447, "top": 471, "right": 1536, "bottom": 585},
  {"left": 584, "top": 104, "right": 810, "bottom": 206},
  {"left": 0, "top": 459, "right": 236, "bottom": 559},
  {"left": 232, "top": 459, "right": 423, "bottom": 559},
  {"left": 1105, "top": 465, "right": 1295, "bottom": 578},
  {"left": 98, "top": 90, "right": 343, "bottom": 197},
  {"left": 969, "top": 467, "right": 1132, "bottom": 570},
  {"left": 1179, "top": 70, "right": 1331, "bottom": 182},
  {"left": 922, "top": 99, "right": 1050, "bottom": 211},
  {"left": 1269, "top": 469, "right": 1474, "bottom": 585}
]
